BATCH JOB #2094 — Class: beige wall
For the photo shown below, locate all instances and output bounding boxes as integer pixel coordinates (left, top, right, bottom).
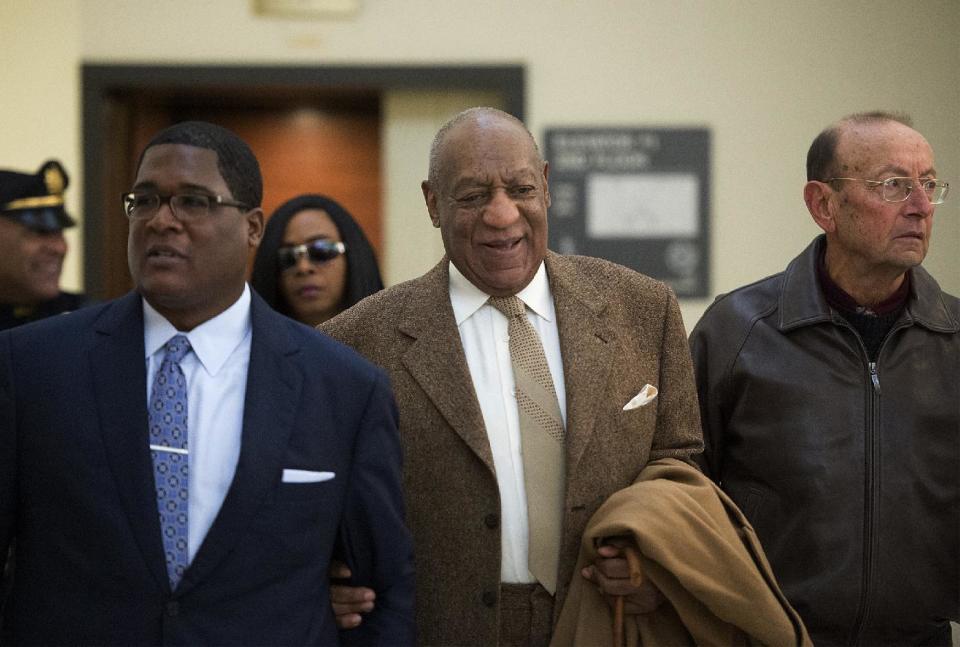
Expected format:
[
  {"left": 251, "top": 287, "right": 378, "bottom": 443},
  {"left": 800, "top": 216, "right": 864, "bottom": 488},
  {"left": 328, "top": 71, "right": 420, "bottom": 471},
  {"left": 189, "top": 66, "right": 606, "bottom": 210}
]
[
  {"left": 2, "top": 0, "right": 83, "bottom": 292},
  {"left": 3, "top": 0, "right": 959, "bottom": 332}
]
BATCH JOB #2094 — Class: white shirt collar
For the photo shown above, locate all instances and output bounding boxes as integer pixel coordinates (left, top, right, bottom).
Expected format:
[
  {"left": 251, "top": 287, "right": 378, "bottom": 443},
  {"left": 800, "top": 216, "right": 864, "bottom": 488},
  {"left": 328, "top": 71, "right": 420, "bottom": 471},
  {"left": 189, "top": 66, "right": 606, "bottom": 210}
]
[
  {"left": 143, "top": 284, "right": 252, "bottom": 377},
  {"left": 448, "top": 260, "right": 554, "bottom": 325}
]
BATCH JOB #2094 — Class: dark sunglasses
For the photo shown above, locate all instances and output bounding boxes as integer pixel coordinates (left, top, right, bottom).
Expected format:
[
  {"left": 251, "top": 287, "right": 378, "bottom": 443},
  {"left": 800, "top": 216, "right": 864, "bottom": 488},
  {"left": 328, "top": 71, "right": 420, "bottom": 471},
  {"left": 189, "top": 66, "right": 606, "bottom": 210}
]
[{"left": 277, "top": 239, "right": 347, "bottom": 271}]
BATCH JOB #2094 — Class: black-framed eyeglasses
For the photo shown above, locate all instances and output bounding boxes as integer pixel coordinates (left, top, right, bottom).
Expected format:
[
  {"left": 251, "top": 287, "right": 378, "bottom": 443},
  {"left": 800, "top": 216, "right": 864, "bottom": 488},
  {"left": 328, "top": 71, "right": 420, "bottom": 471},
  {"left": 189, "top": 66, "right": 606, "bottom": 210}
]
[
  {"left": 825, "top": 177, "right": 949, "bottom": 204},
  {"left": 121, "top": 192, "right": 251, "bottom": 220},
  {"left": 277, "top": 239, "right": 347, "bottom": 271}
]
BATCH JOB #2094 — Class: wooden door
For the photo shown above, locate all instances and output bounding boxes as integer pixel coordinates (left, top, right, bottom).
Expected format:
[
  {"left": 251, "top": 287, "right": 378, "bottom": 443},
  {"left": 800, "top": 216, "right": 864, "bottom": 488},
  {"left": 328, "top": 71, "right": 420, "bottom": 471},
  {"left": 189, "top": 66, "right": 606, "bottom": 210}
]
[{"left": 102, "top": 91, "right": 381, "bottom": 298}]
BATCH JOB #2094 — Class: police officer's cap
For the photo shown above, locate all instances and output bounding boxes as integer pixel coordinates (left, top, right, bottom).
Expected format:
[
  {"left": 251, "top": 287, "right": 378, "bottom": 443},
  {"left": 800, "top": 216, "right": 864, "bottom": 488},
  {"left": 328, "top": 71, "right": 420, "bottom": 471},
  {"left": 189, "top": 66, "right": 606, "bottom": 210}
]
[{"left": 0, "top": 160, "right": 76, "bottom": 233}]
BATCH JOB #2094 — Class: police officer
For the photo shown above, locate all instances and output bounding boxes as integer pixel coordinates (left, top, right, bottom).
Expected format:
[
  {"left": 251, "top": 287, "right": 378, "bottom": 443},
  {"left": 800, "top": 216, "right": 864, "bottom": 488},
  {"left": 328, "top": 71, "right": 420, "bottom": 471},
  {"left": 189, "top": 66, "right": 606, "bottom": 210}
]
[
  {"left": 0, "top": 160, "right": 87, "bottom": 330},
  {"left": 0, "top": 160, "right": 88, "bottom": 635}
]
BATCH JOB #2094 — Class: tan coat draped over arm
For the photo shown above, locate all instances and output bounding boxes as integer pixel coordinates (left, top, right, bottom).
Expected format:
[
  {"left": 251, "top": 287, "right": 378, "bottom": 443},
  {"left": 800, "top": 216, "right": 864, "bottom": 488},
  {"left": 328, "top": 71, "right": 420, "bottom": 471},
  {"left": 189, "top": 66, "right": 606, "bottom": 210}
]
[{"left": 552, "top": 458, "right": 812, "bottom": 647}]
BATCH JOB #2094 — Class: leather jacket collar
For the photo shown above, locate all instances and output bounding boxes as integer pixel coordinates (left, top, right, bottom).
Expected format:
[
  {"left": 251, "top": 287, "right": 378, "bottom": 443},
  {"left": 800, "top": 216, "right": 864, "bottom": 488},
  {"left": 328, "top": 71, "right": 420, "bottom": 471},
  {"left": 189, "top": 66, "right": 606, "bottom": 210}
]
[{"left": 777, "top": 235, "right": 959, "bottom": 334}]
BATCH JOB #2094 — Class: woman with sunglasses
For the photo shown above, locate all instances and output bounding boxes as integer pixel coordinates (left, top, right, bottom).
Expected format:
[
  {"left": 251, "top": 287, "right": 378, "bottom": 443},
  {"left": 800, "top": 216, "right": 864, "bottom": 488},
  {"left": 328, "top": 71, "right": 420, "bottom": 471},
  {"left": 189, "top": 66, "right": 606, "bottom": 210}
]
[{"left": 251, "top": 194, "right": 383, "bottom": 327}]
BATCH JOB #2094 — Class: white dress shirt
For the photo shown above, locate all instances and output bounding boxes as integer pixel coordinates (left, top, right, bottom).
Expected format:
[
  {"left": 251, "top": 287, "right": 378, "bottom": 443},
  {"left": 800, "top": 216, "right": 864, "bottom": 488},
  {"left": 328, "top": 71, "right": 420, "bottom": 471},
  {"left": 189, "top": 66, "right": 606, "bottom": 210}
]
[
  {"left": 143, "top": 285, "right": 253, "bottom": 563},
  {"left": 448, "top": 262, "right": 567, "bottom": 584}
]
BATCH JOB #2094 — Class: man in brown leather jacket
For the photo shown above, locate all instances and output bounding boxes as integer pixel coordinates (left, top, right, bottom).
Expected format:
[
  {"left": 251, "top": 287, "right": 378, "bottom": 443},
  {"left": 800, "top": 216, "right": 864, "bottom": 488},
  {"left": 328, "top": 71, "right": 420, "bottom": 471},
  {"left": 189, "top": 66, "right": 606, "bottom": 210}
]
[{"left": 689, "top": 112, "right": 959, "bottom": 646}]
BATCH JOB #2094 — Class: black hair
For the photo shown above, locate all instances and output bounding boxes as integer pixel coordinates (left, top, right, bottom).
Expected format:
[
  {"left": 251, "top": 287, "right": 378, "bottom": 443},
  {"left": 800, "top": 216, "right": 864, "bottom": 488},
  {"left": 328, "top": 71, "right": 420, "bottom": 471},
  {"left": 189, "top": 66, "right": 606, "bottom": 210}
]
[
  {"left": 137, "top": 121, "right": 263, "bottom": 208},
  {"left": 806, "top": 111, "right": 914, "bottom": 181},
  {"left": 250, "top": 194, "right": 384, "bottom": 321}
]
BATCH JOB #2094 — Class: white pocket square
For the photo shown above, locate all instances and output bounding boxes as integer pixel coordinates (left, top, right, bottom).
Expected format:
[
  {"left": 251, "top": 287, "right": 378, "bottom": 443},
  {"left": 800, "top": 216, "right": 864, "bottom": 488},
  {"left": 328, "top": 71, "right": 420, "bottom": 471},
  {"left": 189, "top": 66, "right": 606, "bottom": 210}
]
[
  {"left": 623, "top": 384, "right": 658, "bottom": 410},
  {"left": 282, "top": 469, "right": 335, "bottom": 483}
]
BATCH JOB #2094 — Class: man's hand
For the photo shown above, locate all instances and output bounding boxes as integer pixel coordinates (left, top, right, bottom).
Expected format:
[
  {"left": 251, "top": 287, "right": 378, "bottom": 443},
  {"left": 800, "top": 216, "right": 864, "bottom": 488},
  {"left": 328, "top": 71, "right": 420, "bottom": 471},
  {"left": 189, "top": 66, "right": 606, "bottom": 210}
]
[
  {"left": 330, "top": 561, "right": 376, "bottom": 629},
  {"left": 580, "top": 538, "right": 664, "bottom": 614}
]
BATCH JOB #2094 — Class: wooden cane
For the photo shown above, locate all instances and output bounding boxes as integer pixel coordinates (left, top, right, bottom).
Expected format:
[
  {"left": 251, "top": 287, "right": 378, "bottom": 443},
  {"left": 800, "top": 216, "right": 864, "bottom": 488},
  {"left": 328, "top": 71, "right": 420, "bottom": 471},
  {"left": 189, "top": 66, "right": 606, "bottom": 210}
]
[
  {"left": 612, "top": 544, "right": 643, "bottom": 647},
  {"left": 613, "top": 595, "right": 625, "bottom": 647}
]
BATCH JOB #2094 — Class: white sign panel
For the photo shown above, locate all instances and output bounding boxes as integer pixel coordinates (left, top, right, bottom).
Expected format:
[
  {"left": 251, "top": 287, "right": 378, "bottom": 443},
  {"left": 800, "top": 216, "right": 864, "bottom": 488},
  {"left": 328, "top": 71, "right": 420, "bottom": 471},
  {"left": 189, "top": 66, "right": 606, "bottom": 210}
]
[{"left": 587, "top": 173, "right": 699, "bottom": 239}]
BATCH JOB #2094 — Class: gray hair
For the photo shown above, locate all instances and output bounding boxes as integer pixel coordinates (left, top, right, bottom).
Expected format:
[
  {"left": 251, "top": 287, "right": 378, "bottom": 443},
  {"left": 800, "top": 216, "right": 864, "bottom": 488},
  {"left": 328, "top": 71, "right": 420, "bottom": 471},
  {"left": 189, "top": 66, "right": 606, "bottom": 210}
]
[{"left": 426, "top": 107, "right": 542, "bottom": 191}]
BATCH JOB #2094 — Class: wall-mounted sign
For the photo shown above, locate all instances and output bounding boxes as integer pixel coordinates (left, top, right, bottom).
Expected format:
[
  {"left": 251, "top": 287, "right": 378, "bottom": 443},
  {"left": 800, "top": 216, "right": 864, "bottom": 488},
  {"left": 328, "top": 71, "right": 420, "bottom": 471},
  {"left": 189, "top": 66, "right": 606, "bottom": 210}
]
[{"left": 545, "top": 128, "right": 710, "bottom": 298}]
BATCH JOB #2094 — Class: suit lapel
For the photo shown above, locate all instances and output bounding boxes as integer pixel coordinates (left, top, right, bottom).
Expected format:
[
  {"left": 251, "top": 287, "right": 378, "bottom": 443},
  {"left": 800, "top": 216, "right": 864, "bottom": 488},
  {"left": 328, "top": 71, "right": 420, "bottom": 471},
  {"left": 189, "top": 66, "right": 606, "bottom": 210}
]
[
  {"left": 179, "top": 295, "right": 302, "bottom": 591},
  {"left": 90, "top": 292, "right": 170, "bottom": 592},
  {"left": 399, "top": 261, "right": 494, "bottom": 473},
  {"left": 545, "top": 253, "right": 617, "bottom": 476}
]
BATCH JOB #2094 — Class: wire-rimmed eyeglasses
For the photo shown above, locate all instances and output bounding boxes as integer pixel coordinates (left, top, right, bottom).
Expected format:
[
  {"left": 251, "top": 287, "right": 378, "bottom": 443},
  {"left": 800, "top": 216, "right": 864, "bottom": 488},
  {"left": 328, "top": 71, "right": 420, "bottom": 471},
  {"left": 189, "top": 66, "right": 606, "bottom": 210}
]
[
  {"left": 825, "top": 177, "right": 949, "bottom": 204},
  {"left": 121, "top": 192, "right": 250, "bottom": 220},
  {"left": 277, "top": 239, "right": 347, "bottom": 272}
]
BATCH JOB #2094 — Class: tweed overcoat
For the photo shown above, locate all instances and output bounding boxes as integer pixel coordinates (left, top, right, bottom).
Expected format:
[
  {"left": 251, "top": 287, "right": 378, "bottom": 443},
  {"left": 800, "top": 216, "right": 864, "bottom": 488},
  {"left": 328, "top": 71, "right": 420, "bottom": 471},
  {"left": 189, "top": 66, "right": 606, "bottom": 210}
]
[{"left": 321, "top": 251, "right": 704, "bottom": 646}]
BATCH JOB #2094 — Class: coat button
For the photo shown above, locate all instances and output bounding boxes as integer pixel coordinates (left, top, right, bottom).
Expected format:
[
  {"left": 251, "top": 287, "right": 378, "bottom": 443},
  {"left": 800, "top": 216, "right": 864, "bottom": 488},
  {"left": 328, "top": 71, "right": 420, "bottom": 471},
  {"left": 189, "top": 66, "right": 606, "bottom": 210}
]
[
  {"left": 484, "top": 513, "right": 499, "bottom": 529},
  {"left": 165, "top": 601, "right": 179, "bottom": 617},
  {"left": 482, "top": 591, "right": 497, "bottom": 607}
]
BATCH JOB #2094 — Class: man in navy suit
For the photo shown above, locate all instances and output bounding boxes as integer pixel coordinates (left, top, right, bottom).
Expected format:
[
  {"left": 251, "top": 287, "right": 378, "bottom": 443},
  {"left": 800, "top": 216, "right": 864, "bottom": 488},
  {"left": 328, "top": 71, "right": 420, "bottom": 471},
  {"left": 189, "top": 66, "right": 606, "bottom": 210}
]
[{"left": 0, "top": 121, "right": 414, "bottom": 645}]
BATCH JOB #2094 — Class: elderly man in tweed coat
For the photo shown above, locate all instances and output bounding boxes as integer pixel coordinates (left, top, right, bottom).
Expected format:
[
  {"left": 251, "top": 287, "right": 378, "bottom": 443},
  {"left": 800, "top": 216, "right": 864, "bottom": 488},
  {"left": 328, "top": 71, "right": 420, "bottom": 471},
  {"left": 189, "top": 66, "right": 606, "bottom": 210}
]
[{"left": 322, "top": 107, "right": 703, "bottom": 646}]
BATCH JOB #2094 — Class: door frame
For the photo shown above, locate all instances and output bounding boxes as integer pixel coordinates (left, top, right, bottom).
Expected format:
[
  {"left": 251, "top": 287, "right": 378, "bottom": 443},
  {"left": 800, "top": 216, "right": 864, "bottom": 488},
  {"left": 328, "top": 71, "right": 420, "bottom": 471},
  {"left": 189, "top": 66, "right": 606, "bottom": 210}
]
[{"left": 81, "top": 64, "right": 525, "bottom": 299}]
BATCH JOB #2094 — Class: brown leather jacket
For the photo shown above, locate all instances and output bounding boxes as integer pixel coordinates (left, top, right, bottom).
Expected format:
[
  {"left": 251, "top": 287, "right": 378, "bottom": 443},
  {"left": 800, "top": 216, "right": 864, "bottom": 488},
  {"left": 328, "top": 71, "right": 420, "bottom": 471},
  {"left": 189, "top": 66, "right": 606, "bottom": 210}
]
[{"left": 689, "top": 236, "right": 959, "bottom": 646}]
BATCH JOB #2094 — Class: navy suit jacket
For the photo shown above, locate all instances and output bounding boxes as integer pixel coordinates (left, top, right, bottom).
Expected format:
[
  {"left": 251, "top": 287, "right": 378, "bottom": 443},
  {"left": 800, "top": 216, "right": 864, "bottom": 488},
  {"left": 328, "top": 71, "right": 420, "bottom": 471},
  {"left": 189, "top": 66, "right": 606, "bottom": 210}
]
[{"left": 0, "top": 290, "right": 414, "bottom": 646}]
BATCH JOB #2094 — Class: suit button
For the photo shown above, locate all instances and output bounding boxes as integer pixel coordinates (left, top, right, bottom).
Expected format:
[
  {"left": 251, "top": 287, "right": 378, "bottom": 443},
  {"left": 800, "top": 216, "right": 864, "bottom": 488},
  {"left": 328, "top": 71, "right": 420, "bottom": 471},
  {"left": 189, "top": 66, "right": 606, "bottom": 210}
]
[
  {"left": 484, "top": 513, "right": 499, "bottom": 529},
  {"left": 165, "top": 601, "right": 179, "bottom": 617},
  {"left": 482, "top": 591, "right": 497, "bottom": 607}
]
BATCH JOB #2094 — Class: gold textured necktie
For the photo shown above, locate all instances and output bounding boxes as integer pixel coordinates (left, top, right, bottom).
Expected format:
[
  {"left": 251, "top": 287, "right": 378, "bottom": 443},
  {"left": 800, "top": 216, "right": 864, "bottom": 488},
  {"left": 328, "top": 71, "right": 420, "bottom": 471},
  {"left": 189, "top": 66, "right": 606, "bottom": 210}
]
[{"left": 488, "top": 295, "right": 565, "bottom": 595}]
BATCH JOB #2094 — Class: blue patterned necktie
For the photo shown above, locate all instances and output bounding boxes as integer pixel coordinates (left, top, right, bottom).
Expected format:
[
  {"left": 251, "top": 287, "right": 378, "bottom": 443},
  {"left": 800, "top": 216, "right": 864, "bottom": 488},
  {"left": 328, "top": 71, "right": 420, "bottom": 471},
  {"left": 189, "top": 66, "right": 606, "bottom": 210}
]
[{"left": 149, "top": 334, "right": 191, "bottom": 589}]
